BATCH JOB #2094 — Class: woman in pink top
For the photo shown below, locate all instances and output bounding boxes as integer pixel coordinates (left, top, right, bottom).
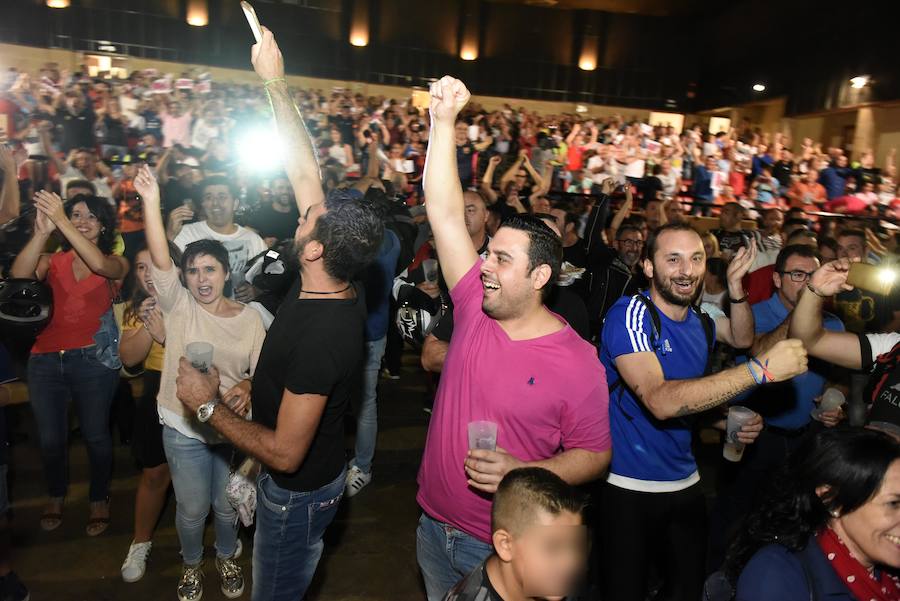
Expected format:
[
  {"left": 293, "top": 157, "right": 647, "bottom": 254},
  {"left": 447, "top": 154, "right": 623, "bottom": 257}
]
[{"left": 11, "top": 191, "right": 129, "bottom": 537}]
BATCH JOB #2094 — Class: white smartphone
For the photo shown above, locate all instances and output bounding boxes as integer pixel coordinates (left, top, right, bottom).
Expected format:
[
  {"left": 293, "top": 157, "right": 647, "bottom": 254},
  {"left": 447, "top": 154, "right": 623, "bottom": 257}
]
[{"left": 241, "top": 1, "right": 263, "bottom": 44}]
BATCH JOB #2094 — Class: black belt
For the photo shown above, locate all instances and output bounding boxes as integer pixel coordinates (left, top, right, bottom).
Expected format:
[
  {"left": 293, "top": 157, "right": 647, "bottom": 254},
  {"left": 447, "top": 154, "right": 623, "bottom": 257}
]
[{"left": 766, "top": 423, "right": 810, "bottom": 438}]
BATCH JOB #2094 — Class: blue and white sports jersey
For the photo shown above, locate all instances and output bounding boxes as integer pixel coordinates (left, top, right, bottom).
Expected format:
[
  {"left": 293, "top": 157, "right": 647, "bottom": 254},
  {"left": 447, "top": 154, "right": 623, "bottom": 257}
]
[{"left": 600, "top": 293, "right": 715, "bottom": 492}]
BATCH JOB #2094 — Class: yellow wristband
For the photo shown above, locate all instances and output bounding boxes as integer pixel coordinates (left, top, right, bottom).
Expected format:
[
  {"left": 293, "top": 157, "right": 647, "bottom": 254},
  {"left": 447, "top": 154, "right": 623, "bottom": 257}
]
[{"left": 263, "top": 77, "right": 285, "bottom": 87}]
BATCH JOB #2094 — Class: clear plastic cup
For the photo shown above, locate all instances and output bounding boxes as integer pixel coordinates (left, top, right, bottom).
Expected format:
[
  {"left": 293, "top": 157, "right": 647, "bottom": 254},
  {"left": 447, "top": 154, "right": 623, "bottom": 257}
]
[
  {"left": 467, "top": 421, "right": 497, "bottom": 451},
  {"left": 185, "top": 341, "right": 214, "bottom": 374},
  {"left": 811, "top": 387, "right": 846, "bottom": 422},
  {"left": 724, "top": 406, "right": 757, "bottom": 462}
]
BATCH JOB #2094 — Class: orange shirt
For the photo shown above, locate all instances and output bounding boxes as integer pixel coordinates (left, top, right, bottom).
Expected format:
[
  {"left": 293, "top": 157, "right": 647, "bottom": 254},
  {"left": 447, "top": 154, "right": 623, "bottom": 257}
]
[
  {"left": 788, "top": 181, "right": 827, "bottom": 208},
  {"left": 116, "top": 179, "right": 144, "bottom": 233}
]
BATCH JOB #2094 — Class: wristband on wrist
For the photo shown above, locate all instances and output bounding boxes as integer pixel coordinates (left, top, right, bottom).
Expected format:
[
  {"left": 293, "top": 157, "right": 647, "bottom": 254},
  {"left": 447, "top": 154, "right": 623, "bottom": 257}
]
[
  {"left": 746, "top": 361, "right": 762, "bottom": 385},
  {"left": 806, "top": 283, "right": 827, "bottom": 298},
  {"left": 263, "top": 77, "right": 285, "bottom": 87},
  {"left": 750, "top": 356, "right": 776, "bottom": 383},
  {"left": 729, "top": 294, "right": 748, "bottom": 304}
]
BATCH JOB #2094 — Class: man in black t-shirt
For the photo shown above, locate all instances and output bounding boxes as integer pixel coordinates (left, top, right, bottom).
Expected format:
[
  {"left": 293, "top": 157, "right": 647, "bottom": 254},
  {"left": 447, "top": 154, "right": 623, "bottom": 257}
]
[
  {"left": 174, "top": 29, "right": 384, "bottom": 601},
  {"left": 247, "top": 176, "right": 301, "bottom": 246}
]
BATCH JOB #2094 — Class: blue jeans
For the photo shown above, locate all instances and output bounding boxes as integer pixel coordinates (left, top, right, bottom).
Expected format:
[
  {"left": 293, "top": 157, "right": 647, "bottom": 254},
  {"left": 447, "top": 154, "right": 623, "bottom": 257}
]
[
  {"left": 252, "top": 469, "right": 346, "bottom": 601},
  {"left": 27, "top": 349, "right": 119, "bottom": 501},
  {"left": 416, "top": 513, "right": 493, "bottom": 601},
  {"left": 162, "top": 426, "right": 238, "bottom": 565},
  {"left": 351, "top": 336, "right": 387, "bottom": 474}
]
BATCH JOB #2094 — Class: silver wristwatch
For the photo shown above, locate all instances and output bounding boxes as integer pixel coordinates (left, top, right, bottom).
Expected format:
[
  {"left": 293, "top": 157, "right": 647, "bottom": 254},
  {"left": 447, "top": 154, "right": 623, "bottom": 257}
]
[{"left": 197, "top": 398, "right": 219, "bottom": 423}]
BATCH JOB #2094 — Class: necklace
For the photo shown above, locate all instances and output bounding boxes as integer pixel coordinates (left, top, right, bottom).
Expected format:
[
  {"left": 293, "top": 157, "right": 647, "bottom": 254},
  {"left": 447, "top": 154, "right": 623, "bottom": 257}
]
[{"left": 300, "top": 284, "right": 352, "bottom": 295}]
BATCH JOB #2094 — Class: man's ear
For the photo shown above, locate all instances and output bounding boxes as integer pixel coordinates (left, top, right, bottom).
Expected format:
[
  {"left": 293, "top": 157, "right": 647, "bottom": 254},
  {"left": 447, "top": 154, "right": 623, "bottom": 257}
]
[
  {"left": 301, "top": 240, "right": 324, "bottom": 262},
  {"left": 531, "top": 263, "right": 552, "bottom": 291},
  {"left": 642, "top": 257, "right": 654, "bottom": 280},
  {"left": 493, "top": 529, "right": 515, "bottom": 562}
]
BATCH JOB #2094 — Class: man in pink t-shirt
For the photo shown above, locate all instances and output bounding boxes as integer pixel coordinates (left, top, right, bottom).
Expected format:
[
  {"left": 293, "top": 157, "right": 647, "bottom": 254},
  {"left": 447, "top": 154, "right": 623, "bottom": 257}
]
[{"left": 416, "top": 76, "right": 612, "bottom": 601}]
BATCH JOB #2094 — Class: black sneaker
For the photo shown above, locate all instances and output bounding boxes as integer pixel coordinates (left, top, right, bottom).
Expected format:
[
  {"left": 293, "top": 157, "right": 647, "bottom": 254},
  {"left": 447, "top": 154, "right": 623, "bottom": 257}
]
[{"left": 0, "top": 571, "right": 30, "bottom": 601}]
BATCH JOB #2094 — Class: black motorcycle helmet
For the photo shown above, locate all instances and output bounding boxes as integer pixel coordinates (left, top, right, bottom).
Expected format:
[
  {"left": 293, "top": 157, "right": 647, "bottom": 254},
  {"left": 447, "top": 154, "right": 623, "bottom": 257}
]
[{"left": 0, "top": 278, "right": 53, "bottom": 336}]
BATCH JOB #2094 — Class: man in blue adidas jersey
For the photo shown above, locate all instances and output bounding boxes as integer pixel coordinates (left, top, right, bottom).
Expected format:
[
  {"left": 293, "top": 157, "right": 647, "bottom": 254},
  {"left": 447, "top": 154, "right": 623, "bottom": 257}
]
[{"left": 598, "top": 222, "right": 809, "bottom": 601}]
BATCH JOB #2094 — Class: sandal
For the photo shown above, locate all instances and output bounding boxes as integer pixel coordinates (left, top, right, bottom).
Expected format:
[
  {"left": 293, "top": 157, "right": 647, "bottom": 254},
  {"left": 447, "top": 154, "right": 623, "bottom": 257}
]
[
  {"left": 40, "top": 497, "right": 64, "bottom": 532},
  {"left": 86, "top": 499, "right": 111, "bottom": 537}
]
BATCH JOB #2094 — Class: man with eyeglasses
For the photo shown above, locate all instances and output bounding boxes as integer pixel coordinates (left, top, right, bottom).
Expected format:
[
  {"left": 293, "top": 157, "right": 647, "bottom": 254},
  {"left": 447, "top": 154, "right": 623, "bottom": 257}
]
[
  {"left": 585, "top": 223, "right": 645, "bottom": 341},
  {"left": 707, "top": 244, "right": 845, "bottom": 571}
]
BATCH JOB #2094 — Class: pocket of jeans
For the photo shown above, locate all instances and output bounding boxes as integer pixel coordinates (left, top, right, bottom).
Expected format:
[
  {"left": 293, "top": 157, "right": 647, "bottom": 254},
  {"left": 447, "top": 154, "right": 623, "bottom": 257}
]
[
  {"left": 306, "top": 490, "right": 343, "bottom": 547},
  {"left": 257, "top": 474, "right": 291, "bottom": 515}
]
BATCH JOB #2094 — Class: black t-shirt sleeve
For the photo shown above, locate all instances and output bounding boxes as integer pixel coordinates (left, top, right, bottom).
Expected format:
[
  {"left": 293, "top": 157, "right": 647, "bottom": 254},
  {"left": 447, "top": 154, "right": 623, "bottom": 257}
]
[{"left": 283, "top": 346, "right": 339, "bottom": 397}]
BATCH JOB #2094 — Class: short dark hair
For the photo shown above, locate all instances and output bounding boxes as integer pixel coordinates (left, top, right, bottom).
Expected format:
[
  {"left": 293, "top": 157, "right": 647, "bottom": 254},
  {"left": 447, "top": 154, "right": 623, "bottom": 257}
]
[
  {"left": 200, "top": 175, "right": 239, "bottom": 200},
  {"left": 491, "top": 467, "right": 587, "bottom": 535},
  {"left": 784, "top": 218, "right": 810, "bottom": 230},
  {"left": 311, "top": 189, "right": 385, "bottom": 282},
  {"left": 181, "top": 239, "right": 231, "bottom": 276},
  {"left": 786, "top": 229, "right": 817, "bottom": 245},
  {"left": 62, "top": 195, "right": 117, "bottom": 255},
  {"left": 645, "top": 222, "right": 700, "bottom": 262},
  {"left": 65, "top": 179, "right": 96, "bottom": 195},
  {"left": 499, "top": 214, "right": 563, "bottom": 297},
  {"left": 616, "top": 224, "right": 642, "bottom": 240},
  {"left": 837, "top": 228, "right": 866, "bottom": 247},
  {"left": 775, "top": 244, "right": 818, "bottom": 274},
  {"left": 818, "top": 236, "right": 839, "bottom": 254}
]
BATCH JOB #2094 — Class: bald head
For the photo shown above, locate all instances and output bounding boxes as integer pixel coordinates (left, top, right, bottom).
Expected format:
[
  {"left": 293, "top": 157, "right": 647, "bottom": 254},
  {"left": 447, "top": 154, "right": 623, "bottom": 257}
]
[{"left": 463, "top": 190, "right": 489, "bottom": 239}]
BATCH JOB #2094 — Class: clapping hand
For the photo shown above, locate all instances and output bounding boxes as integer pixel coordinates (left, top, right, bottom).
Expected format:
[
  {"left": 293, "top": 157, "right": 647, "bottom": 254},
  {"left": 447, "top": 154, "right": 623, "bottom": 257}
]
[{"left": 33, "top": 190, "right": 66, "bottom": 228}]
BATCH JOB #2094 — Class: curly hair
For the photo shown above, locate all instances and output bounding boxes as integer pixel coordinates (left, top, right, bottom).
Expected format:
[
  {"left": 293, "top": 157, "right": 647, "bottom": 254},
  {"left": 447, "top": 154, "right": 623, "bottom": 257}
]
[
  {"left": 61, "top": 194, "right": 118, "bottom": 255},
  {"left": 311, "top": 189, "right": 385, "bottom": 282},
  {"left": 723, "top": 428, "right": 900, "bottom": 582}
]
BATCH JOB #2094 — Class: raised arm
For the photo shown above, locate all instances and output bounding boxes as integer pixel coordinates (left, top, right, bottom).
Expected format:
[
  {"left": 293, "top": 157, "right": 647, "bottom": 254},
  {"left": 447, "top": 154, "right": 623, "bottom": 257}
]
[
  {"left": 33, "top": 190, "right": 128, "bottom": 280},
  {"left": 9, "top": 208, "right": 53, "bottom": 280},
  {"left": 134, "top": 165, "right": 172, "bottom": 271},
  {"left": 722, "top": 244, "right": 756, "bottom": 348},
  {"left": 789, "top": 259, "right": 862, "bottom": 369},
  {"left": 615, "top": 337, "right": 807, "bottom": 420},
  {"left": 251, "top": 27, "right": 324, "bottom": 217},
  {"left": 39, "top": 124, "right": 67, "bottom": 175},
  {"left": 423, "top": 76, "right": 478, "bottom": 289},
  {"left": 522, "top": 154, "right": 545, "bottom": 191},
  {"left": 499, "top": 152, "right": 525, "bottom": 188},
  {"left": 480, "top": 155, "right": 501, "bottom": 205},
  {"left": 0, "top": 145, "right": 20, "bottom": 225},
  {"left": 606, "top": 184, "right": 633, "bottom": 241}
]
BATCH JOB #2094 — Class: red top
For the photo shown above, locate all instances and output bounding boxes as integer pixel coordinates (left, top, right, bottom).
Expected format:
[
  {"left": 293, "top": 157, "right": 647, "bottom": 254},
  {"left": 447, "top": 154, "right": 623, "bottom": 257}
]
[{"left": 32, "top": 251, "right": 114, "bottom": 354}]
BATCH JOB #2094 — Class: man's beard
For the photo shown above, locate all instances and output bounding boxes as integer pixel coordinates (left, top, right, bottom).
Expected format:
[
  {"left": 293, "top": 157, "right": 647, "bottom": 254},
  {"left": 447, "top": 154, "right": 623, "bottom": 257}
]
[
  {"left": 653, "top": 270, "right": 701, "bottom": 307},
  {"left": 621, "top": 251, "right": 640, "bottom": 267}
]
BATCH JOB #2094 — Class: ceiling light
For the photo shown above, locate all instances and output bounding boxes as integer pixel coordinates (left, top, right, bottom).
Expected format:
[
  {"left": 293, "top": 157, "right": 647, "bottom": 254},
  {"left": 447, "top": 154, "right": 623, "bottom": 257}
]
[
  {"left": 46, "top": 0, "right": 70, "bottom": 8},
  {"left": 752, "top": 83, "right": 766, "bottom": 92},
  {"left": 850, "top": 75, "right": 869, "bottom": 89}
]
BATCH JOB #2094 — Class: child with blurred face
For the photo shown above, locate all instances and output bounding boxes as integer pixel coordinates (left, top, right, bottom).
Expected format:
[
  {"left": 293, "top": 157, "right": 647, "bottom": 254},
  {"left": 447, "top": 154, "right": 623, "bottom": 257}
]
[{"left": 445, "top": 468, "right": 588, "bottom": 601}]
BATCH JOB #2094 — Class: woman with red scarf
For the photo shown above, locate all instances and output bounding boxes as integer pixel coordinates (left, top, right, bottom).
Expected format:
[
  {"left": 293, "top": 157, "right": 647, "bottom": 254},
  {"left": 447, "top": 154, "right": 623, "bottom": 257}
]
[{"left": 725, "top": 428, "right": 900, "bottom": 601}]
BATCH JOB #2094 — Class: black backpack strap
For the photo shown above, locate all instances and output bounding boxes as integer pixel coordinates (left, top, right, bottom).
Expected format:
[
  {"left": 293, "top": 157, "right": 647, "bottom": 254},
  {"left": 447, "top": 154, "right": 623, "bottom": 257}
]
[
  {"left": 608, "top": 295, "right": 661, "bottom": 397},
  {"left": 691, "top": 305, "right": 716, "bottom": 376}
]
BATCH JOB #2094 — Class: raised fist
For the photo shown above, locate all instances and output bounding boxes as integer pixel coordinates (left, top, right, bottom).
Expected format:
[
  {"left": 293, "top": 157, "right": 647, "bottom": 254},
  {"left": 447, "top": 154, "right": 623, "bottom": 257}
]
[
  {"left": 429, "top": 76, "right": 470, "bottom": 125},
  {"left": 757, "top": 339, "right": 808, "bottom": 383}
]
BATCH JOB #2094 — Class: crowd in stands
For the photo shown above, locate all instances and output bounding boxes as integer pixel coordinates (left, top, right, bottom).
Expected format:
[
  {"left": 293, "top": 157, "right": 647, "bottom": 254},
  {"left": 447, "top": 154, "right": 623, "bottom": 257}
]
[{"left": 0, "top": 26, "right": 900, "bottom": 601}]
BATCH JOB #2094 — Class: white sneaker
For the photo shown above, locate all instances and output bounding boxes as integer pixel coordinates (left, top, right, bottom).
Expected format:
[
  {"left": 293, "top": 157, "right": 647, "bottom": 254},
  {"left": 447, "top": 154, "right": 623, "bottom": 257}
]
[
  {"left": 121, "top": 541, "right": 152, "bottom": 583},
  {"left": 345, "top": 465, "right": 372, "bottom": 497}
]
